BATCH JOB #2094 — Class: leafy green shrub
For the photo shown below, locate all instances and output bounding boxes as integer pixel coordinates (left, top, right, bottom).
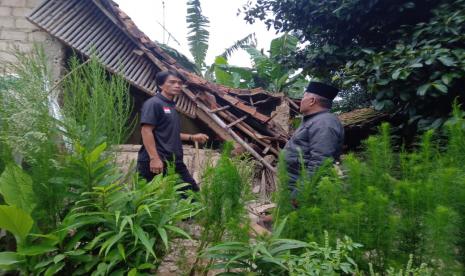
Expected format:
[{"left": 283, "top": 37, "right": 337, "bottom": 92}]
[
  {"left": 243, "top": 0, "right": 465, "bottom": 130},
  {"left": 0, "top": 46, "right": 136, "bottom": 229},
  {"left": 0, "top": 48, "right": 69, "bottom": 230},
  {"left": 0, "top": 46, "right": 185, "bottom": 275},
  {"left": 0, "top": 143, "right": 199, "bottom": 275},
  {"left": 57, "top": 169, "right": 198, "bottom": 274},
  {"left": 274, "top": 103, "right": 465, "bottom": 273},
  {"left": 204, "top": 219, "right": 361, "bottom": 275},
  {"left": 382, "top": 255, "right": 432, "bottom": 276},
  {"left": 286, "top": 231, "right": 361, "bottom": 276}
]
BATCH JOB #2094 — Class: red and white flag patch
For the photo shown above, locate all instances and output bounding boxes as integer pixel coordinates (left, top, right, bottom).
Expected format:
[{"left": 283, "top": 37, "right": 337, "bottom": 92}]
[{"left": 163, "top": 106, "right": 171, "bottom": 114}]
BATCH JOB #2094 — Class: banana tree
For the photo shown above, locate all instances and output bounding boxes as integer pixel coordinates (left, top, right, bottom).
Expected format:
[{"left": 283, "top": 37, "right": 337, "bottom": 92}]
[
  {"left": 213, "top": 34, "right": 308, "bottom": 98},
  {"left": 184, "top": 1, "right": 305, "bottom": 96}
]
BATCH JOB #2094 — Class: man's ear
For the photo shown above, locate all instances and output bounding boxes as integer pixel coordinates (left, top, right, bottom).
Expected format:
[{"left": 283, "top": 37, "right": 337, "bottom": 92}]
[{"left": 308, "top": 96, "right": 315, "bottom": 105}]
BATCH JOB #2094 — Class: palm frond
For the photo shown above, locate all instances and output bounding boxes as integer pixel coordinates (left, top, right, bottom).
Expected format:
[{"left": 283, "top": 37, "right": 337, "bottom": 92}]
[
  {"left": 220, "top": 33, "right": 257, "bottom": 59},
  {"left": 186, "top": 0, "right": 210, "bottom": 71}
]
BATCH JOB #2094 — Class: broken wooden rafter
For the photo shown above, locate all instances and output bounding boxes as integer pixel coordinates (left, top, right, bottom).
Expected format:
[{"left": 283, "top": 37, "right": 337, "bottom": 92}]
[
  {"left": 226, "top": 115, "right": 248, "bottom": 128},
  {"left": 208, "top": 105, "right": 230, "bottom": 113},
  {"left": 220, "top": 110, "right": 262, "bottom": 139},
  {"left": 184, "top": 88, "right": 276, "bottom": 173},
  {"left": 262, "top": 145, "right": 271, "bottom": 155},
  {"left": 287, "top": 97, "right": 300, "bottom": 109},
  {"left": 220, "top": 108, "right": 286, "bottom": 144},
  {"left": 253, "top": 98, "right": 272, "bottom": 105},
  {"left": 216, "top": 110, "right": 280, "bottom": 156},
  {"left": 264, "top": 111, "right": 278, "bottom": 124}
]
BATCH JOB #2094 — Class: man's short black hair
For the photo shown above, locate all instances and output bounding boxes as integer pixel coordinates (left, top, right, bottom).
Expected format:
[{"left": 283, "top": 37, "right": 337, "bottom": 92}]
[{"left": 155, "top": 70, "right": 186, "bottom": 88}]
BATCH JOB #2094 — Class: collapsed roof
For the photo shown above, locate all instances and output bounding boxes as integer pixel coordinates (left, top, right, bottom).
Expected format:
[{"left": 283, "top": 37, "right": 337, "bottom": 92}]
[
  {"left": 27, "top": 0, "right": 289, "bottom": 171},
  {"left": 26, "top": 0, "right": 386, "bottom": 171}
]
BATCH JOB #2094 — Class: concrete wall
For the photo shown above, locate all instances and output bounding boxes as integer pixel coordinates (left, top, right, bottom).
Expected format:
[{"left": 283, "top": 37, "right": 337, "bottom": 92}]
[
  {"left": 115, "top": 144, "right": 221, "bottom": 184},
  {"left": 0, "top": 0, "right": 64, "bottom": 81}
]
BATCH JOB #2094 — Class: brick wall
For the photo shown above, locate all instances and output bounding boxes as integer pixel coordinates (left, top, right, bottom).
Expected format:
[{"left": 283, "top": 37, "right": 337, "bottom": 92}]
[{"left": 0, "top": 0, "right": 64, "bottom": 80}]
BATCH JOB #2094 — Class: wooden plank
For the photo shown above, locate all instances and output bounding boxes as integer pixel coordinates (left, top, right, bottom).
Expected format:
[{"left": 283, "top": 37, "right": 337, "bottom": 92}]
[
  {"left": 217, "top": 111, "right": 280, "bottom": 156},
  {"left": 196, "top": 109, "right": 233, "bottom": 141},
  {"left": 208, "top": 105, "right": 230, "bottom": 113},
  {"left": 262, "top": 145, "right": 271, "bottom": 155},
  {"left": 226, "top": 116, "right": 247, "bottom": 128},
  {"left": 264, "top": 111, "right": 278, "bottom": 123}
]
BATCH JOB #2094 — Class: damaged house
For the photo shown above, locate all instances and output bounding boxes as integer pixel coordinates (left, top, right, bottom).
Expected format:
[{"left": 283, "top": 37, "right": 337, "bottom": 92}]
[
  {"left": 1, "top": 0, "right": 386, "bottom": 195},
  {"left": 24, "top": 0, "right": 289, "bottom": 192}
]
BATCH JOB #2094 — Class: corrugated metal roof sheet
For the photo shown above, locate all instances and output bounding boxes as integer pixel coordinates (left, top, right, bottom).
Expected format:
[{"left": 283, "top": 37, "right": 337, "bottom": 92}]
[{"left": 28, "top": 0, "right": 159, "bottom": 94}]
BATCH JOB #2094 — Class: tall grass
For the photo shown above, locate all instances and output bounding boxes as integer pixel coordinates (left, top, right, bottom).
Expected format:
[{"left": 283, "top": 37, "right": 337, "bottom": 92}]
[
  {"left": 0, "top": 47, "right": 136, "bottom": 231},
  {"left": 62, "top": 55, "right": 136, "bottom": 148},
  {"left": 275, "top": 106, "right": 465, "bottom": 273},
  {"left": 0, "top": 48, "right": 66, "bottom": 228}
]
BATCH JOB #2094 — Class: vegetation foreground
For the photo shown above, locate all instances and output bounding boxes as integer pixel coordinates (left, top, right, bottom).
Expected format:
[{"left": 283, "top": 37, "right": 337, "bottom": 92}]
[{"left": 1, "top": 50, "right": 465, "bottom": 275}]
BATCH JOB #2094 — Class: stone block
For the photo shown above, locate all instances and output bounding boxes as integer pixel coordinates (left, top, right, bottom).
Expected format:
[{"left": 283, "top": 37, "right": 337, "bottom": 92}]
[
  {"left": 0, "top": 40, "right": 9, "bottom": 51},
  {"left": 0, "top": 30, "right": 26, "bottom": 41},
  {"left": 27, "top": 31, "right": 47, "bottom": 42},
  {"left": 15, "top": 41, "right": 32, "bottom": 52},
  {"left": 12, "top": 7, "right": 31, "bottom": 17},
  {"left": 15, "top": 17, "right": 32, "bottom": 29},
  {"left": 0, "top": 51, "right": 17, "bottom": 63},
  {"left": 1, "top": 0, "right": 26, "bottom": 8},
  {"left": 0, "top": 7, "right": 12, "bottom": 16},
  {"left": 0, "top": 40, "right": 29, "bottom": 52},
  {"left": 0, "top": 16, "right": 15, "bottom": 28},
  {"left": 26, "top": 0, "right": 41, "bottom": 8}
]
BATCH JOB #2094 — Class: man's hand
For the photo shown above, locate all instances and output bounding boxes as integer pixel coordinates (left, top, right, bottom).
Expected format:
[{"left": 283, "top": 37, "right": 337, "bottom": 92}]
[
  {"left": 150, "top": 158, "right": 164, "bottom": 174},
  {"left": 191, "top": 133, "right": 209, "bottom": 144}
]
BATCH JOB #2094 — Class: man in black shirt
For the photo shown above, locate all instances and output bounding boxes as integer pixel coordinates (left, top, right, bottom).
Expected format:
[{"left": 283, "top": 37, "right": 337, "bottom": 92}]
[{"left": 137, "top": 70, "right": 208, "bottom": 191}]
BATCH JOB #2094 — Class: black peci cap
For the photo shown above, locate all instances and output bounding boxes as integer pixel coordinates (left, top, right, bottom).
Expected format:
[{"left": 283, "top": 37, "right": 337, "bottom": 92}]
[{"left": 305, "top": 81, "right": 339, "bottom": 100}]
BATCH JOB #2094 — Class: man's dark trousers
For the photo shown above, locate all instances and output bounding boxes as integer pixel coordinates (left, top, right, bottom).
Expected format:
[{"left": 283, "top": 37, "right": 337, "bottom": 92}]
[{"left": 137, "top": 161, "right": 199, "bottom": 192}]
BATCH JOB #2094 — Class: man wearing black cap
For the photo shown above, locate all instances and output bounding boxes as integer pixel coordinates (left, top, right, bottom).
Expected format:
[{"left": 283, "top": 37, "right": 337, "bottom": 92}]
[{"left": 283, "top": 81, "right": 344, "bottom": 198}]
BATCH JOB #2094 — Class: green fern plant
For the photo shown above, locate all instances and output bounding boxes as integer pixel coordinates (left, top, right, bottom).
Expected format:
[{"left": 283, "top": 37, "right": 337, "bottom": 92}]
[
  {"left": 186, "top": 0, "right": 210, "bottom": 71},
  {"left": 197, "top": 142, "right": 250, "bottom": 244}
]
